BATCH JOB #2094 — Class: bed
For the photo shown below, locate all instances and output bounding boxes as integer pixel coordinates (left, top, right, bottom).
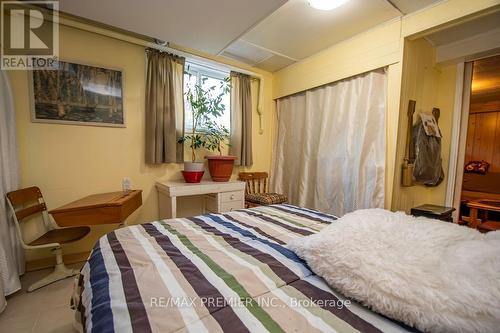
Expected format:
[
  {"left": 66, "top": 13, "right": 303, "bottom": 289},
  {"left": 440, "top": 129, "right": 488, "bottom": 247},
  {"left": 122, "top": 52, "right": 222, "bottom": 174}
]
[{"left": 72, "top": 204, "right": 417, "bottom": 333}]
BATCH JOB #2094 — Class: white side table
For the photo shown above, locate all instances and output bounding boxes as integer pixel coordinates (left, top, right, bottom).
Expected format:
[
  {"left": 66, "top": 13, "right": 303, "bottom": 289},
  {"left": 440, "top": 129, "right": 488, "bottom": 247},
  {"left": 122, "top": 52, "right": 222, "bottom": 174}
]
[{"left": 156, "top": 180, "right": 245, "bottom": 219}]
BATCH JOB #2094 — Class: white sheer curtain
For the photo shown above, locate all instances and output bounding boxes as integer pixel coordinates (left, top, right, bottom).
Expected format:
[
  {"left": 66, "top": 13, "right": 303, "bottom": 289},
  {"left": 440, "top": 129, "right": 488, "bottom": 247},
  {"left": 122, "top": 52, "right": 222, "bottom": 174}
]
[
  {"left": 0, "top": 71, "right": 24, "bottom": 313},
  {"left": 271, "top": 68, "right": 387, "bottom": 216}
]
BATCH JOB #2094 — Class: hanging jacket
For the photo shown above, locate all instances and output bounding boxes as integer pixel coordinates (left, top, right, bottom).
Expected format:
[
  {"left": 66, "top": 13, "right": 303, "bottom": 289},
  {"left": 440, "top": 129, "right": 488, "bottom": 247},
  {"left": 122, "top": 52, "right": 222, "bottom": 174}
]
[{"left": 412, "top": 118, "right": 444, "bottom": 186}]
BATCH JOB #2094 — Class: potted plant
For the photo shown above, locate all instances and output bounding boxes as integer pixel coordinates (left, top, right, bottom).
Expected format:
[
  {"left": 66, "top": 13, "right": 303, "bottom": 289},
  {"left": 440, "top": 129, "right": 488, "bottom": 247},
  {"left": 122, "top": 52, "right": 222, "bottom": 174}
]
[
  {"left": 204, "top": 121, "right": 236, "bottom": 182},
  {"left": 178, "top": 76, "right": 231, "bottom": 183}
]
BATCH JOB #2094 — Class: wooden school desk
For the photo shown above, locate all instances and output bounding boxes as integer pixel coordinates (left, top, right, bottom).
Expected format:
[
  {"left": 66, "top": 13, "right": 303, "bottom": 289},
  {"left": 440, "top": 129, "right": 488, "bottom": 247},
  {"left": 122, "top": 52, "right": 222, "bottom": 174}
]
[{"left": 49, "top": 190, "right": 142, "bottom": 227}]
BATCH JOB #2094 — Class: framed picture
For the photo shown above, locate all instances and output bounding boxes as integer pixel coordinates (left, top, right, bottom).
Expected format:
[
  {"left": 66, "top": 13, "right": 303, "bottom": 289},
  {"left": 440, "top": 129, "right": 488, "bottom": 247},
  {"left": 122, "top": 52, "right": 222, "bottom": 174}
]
[{"left": 30, "top": 59, "right": 125, "bottom": 127}]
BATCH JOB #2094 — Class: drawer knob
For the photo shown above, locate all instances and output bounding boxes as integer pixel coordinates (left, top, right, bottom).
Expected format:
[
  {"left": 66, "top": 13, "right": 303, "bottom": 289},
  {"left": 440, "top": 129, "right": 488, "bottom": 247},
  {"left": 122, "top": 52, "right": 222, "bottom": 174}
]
[{"left": 230, "top": 194, "right": 235, "bottom": 200}]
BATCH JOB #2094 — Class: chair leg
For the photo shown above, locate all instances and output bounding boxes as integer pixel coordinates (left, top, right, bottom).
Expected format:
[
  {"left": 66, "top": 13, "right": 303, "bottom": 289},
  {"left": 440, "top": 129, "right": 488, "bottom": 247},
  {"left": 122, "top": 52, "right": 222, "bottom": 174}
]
[{"left": 27, "top": 247, "right": 79, "bottom": 292}]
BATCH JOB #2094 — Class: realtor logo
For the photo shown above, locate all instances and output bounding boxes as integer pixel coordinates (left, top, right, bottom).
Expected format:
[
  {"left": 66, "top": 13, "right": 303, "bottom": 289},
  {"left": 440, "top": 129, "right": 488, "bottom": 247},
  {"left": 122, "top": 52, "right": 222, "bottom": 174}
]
[{"left": 1, "top": 1, "right": 59, "bottom": 70}]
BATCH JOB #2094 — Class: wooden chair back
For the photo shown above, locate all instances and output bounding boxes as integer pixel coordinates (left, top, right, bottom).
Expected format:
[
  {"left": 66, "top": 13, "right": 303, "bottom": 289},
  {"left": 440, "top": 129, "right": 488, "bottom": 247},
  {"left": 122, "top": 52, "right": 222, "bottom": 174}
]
[
  {"left": 7, "top": 187, "right": 90, "bottom": 251},
  {"left": 6, "top": 186, "right": 47, "bottom": 222},
  {"left": 6, "top": 186, "right": 56, "bottom": 249},
  {"left": 239, "top": 172, "right": 268, "bottom": 194}
]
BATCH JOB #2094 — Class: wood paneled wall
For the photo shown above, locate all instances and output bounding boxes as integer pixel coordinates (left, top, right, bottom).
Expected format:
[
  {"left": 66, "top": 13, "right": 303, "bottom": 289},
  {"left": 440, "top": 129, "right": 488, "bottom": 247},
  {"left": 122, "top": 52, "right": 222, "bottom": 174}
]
[{"left": 465, "top": 111, "right": 500, "bottom": 172}]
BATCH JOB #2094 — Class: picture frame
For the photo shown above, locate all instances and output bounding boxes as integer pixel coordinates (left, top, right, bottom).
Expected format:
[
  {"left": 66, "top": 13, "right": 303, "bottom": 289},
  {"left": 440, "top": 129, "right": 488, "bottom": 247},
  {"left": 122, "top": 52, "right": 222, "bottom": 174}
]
[{"left": 29, "top": 59, "right": 125, "bottom": 128}]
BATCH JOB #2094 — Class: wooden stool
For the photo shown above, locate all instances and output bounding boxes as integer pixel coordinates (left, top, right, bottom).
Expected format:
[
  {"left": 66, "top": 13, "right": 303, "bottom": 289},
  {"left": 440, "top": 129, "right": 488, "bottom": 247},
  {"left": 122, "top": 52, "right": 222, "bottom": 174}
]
[{"left": 410, "top": 204, "right": 455, "bottom": 222}]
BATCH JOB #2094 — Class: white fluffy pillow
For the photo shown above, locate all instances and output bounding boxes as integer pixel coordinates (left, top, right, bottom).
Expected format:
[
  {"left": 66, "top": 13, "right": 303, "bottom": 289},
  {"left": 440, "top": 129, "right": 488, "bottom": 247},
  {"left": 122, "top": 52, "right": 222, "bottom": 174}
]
[{"left": 288, "top": 208, "right": 500, "bottom": 333}]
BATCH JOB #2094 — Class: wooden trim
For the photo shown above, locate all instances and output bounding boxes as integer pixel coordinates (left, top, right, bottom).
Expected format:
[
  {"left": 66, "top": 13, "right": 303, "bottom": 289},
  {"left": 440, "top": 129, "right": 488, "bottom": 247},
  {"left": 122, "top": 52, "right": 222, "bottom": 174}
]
[
  {"left": 451, "top": 62, "right": 473, "bottom": 221},
  {"left": 25, "top": 251, "right": 90, "bottom": 272},
  {"left": 446, "top": 62, "right": 465, "bottom": 208}
]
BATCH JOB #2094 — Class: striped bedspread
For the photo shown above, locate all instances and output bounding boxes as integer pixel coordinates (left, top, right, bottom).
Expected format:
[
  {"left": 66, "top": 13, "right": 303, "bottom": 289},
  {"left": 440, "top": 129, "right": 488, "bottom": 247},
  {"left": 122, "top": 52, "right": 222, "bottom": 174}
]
[{"left": 74, "top": 204, "right": 415, "bottom": 333}]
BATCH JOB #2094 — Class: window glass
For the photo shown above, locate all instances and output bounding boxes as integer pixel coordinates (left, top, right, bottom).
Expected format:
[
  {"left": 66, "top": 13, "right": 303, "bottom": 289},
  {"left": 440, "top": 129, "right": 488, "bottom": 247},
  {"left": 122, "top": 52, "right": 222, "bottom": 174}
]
[
  {"left": 183, "top": 72, "right": 198, "bottom": 131},
  {"left": 184, "top": 65, "right": 230, "bottom": 132}
]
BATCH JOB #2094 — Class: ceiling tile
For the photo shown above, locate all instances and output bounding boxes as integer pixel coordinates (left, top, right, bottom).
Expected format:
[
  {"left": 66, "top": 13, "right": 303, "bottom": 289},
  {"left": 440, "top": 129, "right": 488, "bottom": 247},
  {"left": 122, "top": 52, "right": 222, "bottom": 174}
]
[
  {"left": 59, "top": 0, "right": 287, "bottom": 54},
  {"left": 255, "top": 55, "right": 296, "bottom": 72},
  {"left": 239, "top": 0, "right": 400, "bottom": 60},
  {"left": 222, "top": 39, "right": 274, "bottom": 66},
  {"left": 389, "top": 0, "right": 441, "bottom": 15}
]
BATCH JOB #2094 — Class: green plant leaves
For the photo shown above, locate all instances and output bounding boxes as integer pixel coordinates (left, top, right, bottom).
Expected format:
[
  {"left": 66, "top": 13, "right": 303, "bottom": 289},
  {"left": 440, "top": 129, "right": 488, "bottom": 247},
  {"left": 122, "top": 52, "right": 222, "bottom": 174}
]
[{"left": 180, "top": 75, "right": 231, "bottom": 160}]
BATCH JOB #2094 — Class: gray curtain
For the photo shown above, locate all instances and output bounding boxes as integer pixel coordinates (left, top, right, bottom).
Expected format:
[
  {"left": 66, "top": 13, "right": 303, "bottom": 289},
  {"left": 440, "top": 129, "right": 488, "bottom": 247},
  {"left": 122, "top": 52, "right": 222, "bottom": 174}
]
[
  {"left": 229, "top": 72, "right": 253, "bottom": 166},
  {"left": 145, "top": 49, "right": 185, "bottom": 164},
  {"left": 0, "top": 71, "right": 24, "bottom": 312}
]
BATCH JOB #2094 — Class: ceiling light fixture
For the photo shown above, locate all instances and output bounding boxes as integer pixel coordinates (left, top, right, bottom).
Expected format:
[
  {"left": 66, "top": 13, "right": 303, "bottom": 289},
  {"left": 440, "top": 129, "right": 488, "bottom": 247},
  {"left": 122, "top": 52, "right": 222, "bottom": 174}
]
[{"left": 308, "top": 0, "right": 350, "bottom": 11}]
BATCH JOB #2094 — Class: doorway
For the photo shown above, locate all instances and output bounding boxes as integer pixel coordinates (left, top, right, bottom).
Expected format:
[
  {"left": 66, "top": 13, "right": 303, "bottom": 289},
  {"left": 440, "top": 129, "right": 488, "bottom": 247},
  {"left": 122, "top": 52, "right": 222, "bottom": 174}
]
[{"left": 454, "top": 54, "right": 500, "bottom": 230}]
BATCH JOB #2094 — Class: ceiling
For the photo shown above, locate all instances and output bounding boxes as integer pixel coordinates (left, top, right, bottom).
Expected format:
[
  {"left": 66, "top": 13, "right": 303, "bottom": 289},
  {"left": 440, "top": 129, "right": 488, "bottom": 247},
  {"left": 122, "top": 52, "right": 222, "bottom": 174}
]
[
  {"left": 425, "top": 10, "right": 500, "bottom": 47},
  {"left": 221, "top": 0, "right": 442, "bottom": 71},
  {"left": 59, "top": 0, "right": 287, "bottom": 54},
  {"left": 388, "top": 0, "right": 440, "bottom": 15},
  {"left": 59, "top": 0, "right": 444, "bottom": 72},
  {"left": 228, "top": 0, "right": 399, "bottom": 68}
]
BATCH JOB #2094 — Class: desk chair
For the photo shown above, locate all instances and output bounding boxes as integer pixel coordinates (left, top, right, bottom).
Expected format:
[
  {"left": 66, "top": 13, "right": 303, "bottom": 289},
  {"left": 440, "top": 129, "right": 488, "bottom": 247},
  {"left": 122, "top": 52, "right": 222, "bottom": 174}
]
[
  {"left": 6, "top": 186, "right": 90, "bottom": 292},
  {"left": 238, "top": 172, "right": 287, "bottom": 208}
]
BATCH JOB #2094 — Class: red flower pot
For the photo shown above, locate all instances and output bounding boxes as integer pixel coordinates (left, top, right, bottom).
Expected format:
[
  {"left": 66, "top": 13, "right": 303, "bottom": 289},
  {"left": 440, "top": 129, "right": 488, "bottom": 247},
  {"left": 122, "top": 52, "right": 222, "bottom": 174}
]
[
  {"left": 206, "top": 156, "right": 237, "bottom": 182},
  {"left": 181, "top": 171, "right": 204, "bottom": 183}
]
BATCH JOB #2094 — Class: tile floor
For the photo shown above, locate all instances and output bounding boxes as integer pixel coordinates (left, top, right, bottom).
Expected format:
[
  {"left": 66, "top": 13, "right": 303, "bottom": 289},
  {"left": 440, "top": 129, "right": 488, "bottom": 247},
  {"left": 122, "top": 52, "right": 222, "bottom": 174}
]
[{"left": 0, "top": 263, "right": 83, "bottom": 333}]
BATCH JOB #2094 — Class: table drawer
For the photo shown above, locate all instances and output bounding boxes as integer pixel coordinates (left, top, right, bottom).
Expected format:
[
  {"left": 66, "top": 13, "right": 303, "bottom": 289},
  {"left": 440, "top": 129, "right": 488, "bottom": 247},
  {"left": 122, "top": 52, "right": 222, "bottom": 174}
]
[
  {"left": 205, "top": 194, "right": 244, "bottom": 213},
  {"left": 205, "top": 194, "right": 218, "bottom": 213},
  {"left": 220, "top": 201, "right": 244, "bottom": 213},
  {"left": 220, "top": 190, "right": 243, "bottom": 203}
]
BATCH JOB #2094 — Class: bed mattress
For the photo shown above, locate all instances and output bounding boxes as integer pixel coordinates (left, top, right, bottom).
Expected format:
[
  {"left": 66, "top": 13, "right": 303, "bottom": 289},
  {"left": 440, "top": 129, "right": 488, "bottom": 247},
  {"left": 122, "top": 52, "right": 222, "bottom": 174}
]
[{"left": 73, "top": 204, "right": 416, "bottom": 333}]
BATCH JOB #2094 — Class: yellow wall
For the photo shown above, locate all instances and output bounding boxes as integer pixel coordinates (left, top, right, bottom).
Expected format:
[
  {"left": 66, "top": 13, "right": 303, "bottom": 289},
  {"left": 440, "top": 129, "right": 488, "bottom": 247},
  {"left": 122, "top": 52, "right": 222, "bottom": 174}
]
[
  {"left": 390, "top": 0, "right": 499, "bottom": 212},
  {"left": 272, "top": 19, "right": 403, "bottom": 208},
  {"left": 272, "top": 0, "right": 499, "bottom": 212},
  {"left": 272, "top": 19, "right": 402, "bottom": 100},
  {"left": 8, "top": 0, "right": 500, "bottom": 261},
  {"left": 391, "top": 39, "right": 457, "bottom": 212},
  {"left": 7, "top": 24, "right": 275, "bottom": 261}
]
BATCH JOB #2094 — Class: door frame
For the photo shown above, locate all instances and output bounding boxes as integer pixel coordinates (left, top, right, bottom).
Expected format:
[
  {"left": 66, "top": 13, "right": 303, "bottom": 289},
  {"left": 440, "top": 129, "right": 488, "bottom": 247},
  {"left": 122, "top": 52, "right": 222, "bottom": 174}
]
[{"left": 445, "top": 62, "right": 473, "bottom": 221}]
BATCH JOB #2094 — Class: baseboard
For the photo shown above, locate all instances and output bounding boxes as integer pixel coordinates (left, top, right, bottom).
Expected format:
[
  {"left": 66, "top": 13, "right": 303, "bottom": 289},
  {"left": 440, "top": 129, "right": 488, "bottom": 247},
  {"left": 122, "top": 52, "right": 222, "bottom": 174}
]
[{"left": 25, "top": 251, "right": 90, "bottom": 272}]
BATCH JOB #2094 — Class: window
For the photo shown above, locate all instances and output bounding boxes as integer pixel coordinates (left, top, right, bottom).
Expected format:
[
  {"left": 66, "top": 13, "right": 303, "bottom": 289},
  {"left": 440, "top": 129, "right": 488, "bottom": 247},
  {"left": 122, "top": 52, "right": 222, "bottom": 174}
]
[{"left": 184, "top": 62, "right": 230, "bottom": 132}]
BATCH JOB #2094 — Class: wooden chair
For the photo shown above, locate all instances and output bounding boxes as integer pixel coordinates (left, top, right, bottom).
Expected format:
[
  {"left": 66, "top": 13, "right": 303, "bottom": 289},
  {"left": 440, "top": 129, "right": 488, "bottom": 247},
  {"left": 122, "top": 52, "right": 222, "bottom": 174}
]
[
  {"left": 238, "top": 172, "right": 287, "bottom": 208},
  {"left": 6, "top": 186, "right": 90, "bottom": 292}
]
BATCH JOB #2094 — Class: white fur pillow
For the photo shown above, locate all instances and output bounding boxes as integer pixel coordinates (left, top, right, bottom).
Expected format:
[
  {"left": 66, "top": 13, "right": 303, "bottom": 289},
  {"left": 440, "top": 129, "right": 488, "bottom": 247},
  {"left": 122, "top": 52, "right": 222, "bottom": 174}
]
[{"left": 288, "top": 209, "right": 500, "bottom": 333}]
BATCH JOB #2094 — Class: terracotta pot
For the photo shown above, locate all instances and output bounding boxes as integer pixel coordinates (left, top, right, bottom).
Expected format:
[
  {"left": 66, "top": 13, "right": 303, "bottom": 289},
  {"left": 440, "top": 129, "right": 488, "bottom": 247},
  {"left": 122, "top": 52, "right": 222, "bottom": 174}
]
[{"left": 206, "top": 156, "right": 237, "bottom": 182}]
